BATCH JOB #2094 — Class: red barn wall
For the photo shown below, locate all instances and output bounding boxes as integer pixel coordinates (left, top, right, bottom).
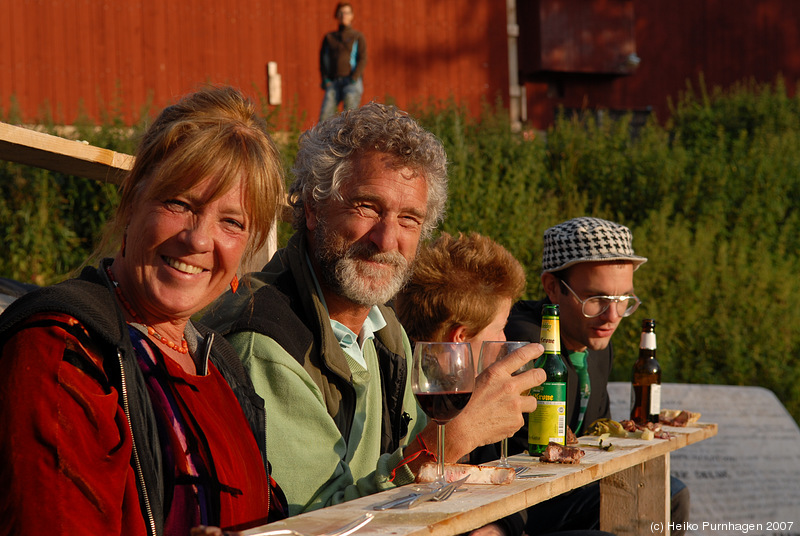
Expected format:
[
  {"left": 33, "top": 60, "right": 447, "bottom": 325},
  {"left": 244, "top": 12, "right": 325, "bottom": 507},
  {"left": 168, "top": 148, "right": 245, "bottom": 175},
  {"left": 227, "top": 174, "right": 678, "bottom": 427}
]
[
  {"left": 3, "top": 0, "right": 800, "bottom": 133},
  {"left": 520, "top": 0, "right": 800, "bottom": 129},
  {"left": 0, "top": 0, "right": 510, "bottom": 131}
]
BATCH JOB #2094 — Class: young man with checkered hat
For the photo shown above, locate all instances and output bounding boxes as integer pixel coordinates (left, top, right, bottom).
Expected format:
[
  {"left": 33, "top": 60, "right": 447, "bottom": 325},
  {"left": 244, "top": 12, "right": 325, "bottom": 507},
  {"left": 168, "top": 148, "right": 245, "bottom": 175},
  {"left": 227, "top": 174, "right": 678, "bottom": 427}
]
[{"left": 505, "top": 216, "right": 690, "bottom": 535}]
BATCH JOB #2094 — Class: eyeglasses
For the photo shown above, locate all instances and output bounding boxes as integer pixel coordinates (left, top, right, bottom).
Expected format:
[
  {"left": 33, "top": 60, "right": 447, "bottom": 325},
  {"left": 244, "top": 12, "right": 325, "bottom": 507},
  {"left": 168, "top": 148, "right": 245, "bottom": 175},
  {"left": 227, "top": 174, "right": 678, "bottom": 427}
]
[{"left": 559, "top": 279, "right": 641, "bottom": 319}]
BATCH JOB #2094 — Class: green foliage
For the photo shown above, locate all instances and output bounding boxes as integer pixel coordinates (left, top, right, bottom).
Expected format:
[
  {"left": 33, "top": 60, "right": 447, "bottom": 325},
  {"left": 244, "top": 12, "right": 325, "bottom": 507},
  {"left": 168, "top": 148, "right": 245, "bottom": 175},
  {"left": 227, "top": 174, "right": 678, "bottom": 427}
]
[
  {"left": 253, "top": 87, "right": 306, "bottom": 246},
  {"left": 412, "top": 97, "right": 555, "bottom": 293},
  {"left": 412, "top": 82, "right": 800, "bottom": 424},
  {"left": 2, "top": 78, "right": 799, "bottom": 423},
  {"left": 0, "top": 160, "right": 122, "bottom": 285},
  {"left": 0, "top": 100, "right": 145, "bottom": 284}
]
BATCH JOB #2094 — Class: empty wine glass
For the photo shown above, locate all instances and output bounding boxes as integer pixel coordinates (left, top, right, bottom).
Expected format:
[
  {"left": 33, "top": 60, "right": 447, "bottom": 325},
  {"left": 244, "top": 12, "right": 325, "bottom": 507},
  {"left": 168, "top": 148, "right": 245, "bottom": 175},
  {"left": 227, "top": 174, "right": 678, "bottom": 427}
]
[
  {"left": 411, "top": 342, "right": 475, "bottom": 488},
  {"left": 478, "top": 341, "right": 531, "bottom": 467}
]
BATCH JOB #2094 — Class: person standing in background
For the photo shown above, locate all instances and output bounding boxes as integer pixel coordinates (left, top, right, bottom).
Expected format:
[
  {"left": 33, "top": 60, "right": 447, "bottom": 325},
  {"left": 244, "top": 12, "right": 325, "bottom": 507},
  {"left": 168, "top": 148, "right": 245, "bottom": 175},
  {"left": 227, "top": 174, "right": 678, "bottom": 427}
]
[{"left": 319, "top": 2, "right": 367, "bottom": 122}]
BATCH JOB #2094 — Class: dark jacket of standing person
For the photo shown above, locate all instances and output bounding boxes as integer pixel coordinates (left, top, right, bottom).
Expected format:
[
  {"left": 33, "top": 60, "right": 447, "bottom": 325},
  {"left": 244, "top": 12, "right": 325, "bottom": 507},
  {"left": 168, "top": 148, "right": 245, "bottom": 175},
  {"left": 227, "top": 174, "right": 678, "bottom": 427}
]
[
  {"left": 318, "top": 2, "right": 367, "bottom": 121},
  {"left": 320, "top": 24, "right": 366, "bottom": 84}
]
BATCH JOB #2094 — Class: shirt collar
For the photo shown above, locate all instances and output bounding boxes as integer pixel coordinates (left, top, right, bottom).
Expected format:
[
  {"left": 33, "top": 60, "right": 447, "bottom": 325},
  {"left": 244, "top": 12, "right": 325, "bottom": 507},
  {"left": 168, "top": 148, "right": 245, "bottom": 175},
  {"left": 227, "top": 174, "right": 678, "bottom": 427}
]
[
  {"left": 305, "top": 252, "right": 387, "bottom": 365},
  {"left": 330, "top": 306, "right": 387, "bottom": 349}
]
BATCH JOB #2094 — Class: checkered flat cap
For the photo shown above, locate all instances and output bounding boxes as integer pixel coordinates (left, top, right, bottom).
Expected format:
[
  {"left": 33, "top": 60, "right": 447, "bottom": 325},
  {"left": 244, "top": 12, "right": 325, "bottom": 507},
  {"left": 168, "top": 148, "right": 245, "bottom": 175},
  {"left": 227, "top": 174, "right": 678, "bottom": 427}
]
[{"left": 542, "top": 217, "right": 648, "bottom": 273}]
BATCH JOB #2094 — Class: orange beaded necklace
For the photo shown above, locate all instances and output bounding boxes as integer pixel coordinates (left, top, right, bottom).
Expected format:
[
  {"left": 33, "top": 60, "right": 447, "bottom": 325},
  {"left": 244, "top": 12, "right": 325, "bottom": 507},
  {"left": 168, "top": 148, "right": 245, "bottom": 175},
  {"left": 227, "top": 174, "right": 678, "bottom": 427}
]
[{"left": 106, "top": 266, "right": 189, "bottom": 355}]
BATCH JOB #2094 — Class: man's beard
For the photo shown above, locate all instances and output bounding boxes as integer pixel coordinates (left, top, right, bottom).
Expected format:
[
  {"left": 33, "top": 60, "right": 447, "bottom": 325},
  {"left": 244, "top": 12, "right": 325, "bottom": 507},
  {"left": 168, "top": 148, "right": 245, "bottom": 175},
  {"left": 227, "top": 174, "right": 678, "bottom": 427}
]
[{"left": 313, "top": 225, "right": 415, "bottom": 307}]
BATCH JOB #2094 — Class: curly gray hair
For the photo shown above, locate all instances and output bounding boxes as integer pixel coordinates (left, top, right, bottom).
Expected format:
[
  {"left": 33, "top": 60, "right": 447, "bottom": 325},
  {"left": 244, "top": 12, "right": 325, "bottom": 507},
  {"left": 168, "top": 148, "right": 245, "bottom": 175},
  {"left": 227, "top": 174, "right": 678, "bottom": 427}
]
[{"left": 289, "top": 102, "right": 448, "bottom": 238}]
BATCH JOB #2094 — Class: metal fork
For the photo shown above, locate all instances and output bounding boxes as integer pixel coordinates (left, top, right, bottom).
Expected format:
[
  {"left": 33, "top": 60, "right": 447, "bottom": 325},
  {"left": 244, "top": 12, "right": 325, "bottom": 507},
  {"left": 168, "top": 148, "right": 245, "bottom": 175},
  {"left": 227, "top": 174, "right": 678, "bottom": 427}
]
[
  {"left": 224, "top": 513, "right": 374, "bottom": 536},
  {"left": 514, "top": 466, "right": 529, "bottom": 476},
  {"left": 405, "top": 481, "right": 457, "bottom": 508},
  {"left": 373, "top": 475, "right": 469, "bottom": 510}
]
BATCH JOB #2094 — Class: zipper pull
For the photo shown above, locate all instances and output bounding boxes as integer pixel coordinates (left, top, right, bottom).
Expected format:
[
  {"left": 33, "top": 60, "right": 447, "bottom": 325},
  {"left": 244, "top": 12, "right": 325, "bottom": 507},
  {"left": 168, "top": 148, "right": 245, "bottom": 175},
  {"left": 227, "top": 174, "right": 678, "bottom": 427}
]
[{"left": 200, "top": 332, "right": 214, "bottom": 375}]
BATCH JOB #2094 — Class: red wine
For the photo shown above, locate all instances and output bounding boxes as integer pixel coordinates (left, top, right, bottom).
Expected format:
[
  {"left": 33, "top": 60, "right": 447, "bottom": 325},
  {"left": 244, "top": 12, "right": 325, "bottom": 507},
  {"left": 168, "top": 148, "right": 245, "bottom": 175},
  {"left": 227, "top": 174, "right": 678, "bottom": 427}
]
[{"left": 415, "top": 391, "right": 472, "bottom": 424}]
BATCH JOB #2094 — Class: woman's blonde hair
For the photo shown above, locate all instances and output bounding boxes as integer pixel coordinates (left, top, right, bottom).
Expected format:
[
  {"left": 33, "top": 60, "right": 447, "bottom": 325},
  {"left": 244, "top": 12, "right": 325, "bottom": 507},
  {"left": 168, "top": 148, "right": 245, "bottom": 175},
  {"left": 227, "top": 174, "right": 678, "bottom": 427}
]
[{"left": 94, "top": 85, "right": 283, "bottom": 267}]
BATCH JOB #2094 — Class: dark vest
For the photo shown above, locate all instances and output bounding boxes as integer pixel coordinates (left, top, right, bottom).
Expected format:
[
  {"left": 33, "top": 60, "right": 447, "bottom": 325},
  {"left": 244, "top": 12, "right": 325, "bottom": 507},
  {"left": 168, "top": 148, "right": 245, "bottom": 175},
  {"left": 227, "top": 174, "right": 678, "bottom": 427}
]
[{"left": 0, "top": 261, "right": 278, "bottom": 535}]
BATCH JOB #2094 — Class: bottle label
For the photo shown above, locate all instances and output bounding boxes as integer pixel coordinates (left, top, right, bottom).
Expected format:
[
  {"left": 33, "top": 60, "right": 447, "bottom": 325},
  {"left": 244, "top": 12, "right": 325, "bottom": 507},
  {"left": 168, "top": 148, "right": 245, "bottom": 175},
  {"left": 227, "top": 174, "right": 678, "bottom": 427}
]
[
  {"left": 528, "top": 381, "right": 567, "bottom": 446},
  {"left": 649, "top": 383, "right": 662, "bottom": 415},
  {"left": 540, "top": 316, "right": 561, "bottom": 354},
  {"left": 640, "top": 332, "right": 657, "bottom": 350}
]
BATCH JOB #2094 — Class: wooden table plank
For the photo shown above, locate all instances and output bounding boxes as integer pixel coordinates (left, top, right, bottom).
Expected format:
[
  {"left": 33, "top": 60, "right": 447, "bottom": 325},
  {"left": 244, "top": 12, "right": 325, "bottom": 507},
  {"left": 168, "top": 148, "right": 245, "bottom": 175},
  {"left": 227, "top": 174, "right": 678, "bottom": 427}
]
[
  {"left": 259, "top": 423, "right": 717, "bottom": 536},
  {"left": 0, "top": 121, "right": 133, "bottom": 183}
]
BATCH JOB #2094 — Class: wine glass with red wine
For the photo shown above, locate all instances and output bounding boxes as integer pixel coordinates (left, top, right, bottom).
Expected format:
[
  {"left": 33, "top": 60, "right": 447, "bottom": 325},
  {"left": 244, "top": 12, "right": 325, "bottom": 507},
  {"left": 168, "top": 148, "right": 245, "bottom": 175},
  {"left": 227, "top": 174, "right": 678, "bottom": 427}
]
[
  {"left": 411, "top": 342, "right": 475, "bottom": 488},
  {"left": 478, "top": 341, "right": 531, "bottom": 467}
]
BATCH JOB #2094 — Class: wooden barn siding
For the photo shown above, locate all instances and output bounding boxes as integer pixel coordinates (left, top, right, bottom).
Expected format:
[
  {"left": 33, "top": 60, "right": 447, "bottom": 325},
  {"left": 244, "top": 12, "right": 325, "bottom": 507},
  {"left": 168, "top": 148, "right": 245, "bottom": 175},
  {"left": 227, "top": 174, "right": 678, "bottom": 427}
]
[
  {"left": 522, "top": 0, "right": 800, "bottom": 129},
  {"left": 6, "top": 0, "right": 799, "bottom": 133},
  {"left": 1, "top": 0, "right": 510, "bottom": 129}
]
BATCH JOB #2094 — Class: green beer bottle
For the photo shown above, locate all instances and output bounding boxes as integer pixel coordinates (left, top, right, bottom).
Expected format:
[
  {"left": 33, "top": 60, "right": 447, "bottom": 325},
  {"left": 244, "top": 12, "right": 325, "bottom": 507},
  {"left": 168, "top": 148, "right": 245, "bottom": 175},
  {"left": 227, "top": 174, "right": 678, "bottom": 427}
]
[{"left": 528, "top": 304, "right": 568, "bottom": 456}]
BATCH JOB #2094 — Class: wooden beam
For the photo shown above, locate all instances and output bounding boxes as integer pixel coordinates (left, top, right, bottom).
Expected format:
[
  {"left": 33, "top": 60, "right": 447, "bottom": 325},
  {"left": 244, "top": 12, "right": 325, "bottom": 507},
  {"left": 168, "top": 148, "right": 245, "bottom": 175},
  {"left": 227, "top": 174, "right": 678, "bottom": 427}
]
[
  {"left": 0, "top": 122, "right": 133, "bottom": 184},
  {"left": 0, "top": 120, "right": 286, "bottom": 265}
]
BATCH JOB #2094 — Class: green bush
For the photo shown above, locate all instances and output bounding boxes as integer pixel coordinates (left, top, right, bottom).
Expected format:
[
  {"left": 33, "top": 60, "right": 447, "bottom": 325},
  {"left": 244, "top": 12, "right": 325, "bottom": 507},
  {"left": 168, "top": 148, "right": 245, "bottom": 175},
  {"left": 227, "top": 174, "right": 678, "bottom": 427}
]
[
  {"left": 413, "top": 80, "right": 800, "bottom": 424},
  {"left": 0, "top": 112, "right": 140, "bottom": 284},
  {"left": 2, "top": 78, "right": 799, "bottom": 424}
]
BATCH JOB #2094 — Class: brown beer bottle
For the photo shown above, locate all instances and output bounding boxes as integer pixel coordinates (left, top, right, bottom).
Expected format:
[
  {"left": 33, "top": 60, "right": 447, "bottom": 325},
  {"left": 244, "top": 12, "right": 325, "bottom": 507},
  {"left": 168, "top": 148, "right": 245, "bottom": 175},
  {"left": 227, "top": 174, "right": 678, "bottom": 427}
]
[{"left": 630, "top": 319, "right": 661, "bottom": 424}]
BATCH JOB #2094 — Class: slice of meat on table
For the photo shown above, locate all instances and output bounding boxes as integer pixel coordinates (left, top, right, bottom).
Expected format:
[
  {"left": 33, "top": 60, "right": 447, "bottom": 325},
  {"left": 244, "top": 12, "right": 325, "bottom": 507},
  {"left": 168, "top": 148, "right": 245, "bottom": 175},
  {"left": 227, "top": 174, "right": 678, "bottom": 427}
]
[
  {"left": 566, "top": 426, "right": 578, "bottom": 445},
  {"left": 659, "top": 409, "right": 701, "bottom": 427},
  {"left": 619, "top": 419, "right": 671, "bottom": 439},
  {"left": 540, "top": 442, "right": 585, "bottom": 464},
  {"left": 416, "top": 462, "right": 516, "bottom": 485}
]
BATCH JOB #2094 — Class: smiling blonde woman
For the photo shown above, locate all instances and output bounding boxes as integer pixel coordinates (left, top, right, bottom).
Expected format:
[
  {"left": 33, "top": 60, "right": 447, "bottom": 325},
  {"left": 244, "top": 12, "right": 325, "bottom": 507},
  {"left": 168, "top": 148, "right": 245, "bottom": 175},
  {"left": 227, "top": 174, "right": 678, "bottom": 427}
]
[{"left": 0, "top": 86, "right": 289, "bottom": 536}]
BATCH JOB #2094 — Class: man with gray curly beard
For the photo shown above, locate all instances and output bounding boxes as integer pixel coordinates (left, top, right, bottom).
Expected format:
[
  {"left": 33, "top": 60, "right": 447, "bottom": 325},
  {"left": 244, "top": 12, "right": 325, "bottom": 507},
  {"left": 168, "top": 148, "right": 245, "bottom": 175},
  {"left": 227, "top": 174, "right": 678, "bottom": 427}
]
[{"left": 203, "top": 103, "right": 546, "bottom": 517}]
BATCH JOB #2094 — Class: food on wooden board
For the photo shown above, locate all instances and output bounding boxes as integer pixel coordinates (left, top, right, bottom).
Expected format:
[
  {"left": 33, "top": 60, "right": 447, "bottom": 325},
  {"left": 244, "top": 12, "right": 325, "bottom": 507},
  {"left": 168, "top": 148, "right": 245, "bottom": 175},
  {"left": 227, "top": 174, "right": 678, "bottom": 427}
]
[
  {"left": 566, "top": 426, "right": 578, "bottom": 445},
  {"left": 539, "top": 442, "right": 585, "bottom": 464},
  {"left": 416, "top": 462, "right": 516, "bottom": 485},
  {"left": 659, "top": 409, "right": 701, "bottom": 427},
  {"left": 620, "top": 419, "right": 671, "bottom": 439},
  {"left": 587, "top": 417, "right": 675, "bottom": 440},
  {"left": 586, "top": 418, "right": 628, "bottom": 437}
]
